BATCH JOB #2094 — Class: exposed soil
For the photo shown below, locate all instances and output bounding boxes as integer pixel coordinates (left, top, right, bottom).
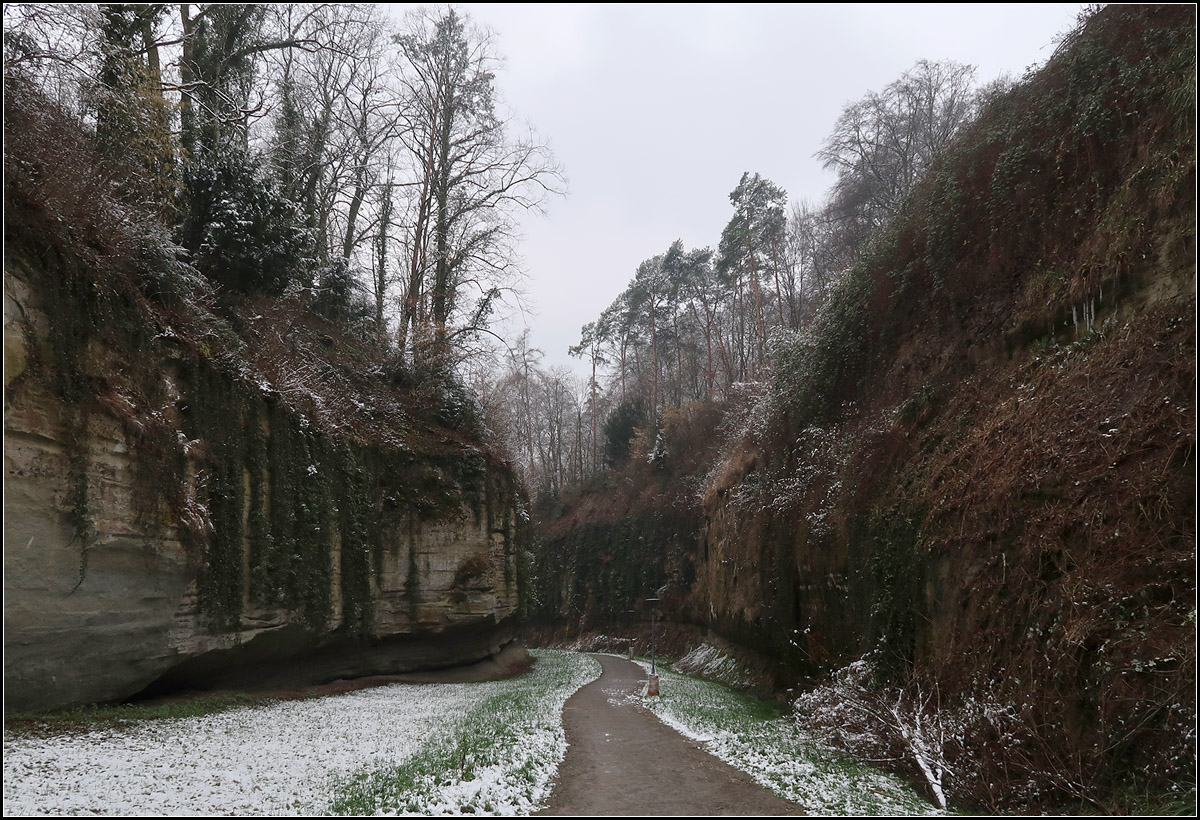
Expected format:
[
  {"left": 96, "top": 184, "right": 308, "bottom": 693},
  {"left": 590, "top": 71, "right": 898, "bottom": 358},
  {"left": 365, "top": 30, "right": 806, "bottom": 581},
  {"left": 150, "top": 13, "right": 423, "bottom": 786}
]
[{"left": 538, "top": 654, "right": 804, "bottom": 816}]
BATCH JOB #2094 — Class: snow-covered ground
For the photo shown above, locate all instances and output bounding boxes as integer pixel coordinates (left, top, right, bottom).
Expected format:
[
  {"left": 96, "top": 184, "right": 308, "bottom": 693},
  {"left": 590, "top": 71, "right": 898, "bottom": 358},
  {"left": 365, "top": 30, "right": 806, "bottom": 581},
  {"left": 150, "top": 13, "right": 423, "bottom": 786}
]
[
  {"left": 634, "top": 658, "right": 942, "bottom": 816},
  {"left": 3, "top": 650, "right": 600, "bottom": 816}
]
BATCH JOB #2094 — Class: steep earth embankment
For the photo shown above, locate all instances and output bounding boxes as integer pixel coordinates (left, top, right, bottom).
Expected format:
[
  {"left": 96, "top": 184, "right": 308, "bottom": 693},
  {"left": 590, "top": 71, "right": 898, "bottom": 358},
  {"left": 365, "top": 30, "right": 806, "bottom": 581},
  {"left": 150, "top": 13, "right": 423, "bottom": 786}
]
[
  {"left": 531, "top": 6, "right": 1195, "bottom": 810},
  {"left": 4, "top": 92, "right": 523, "bottom": 713}
]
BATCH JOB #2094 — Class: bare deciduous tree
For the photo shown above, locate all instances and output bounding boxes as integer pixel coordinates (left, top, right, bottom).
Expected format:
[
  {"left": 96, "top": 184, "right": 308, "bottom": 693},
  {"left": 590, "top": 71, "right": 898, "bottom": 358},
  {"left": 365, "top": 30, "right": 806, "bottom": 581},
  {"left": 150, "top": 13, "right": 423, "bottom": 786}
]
[
  {"left": 817, "top": 59, "right": 978, "bottom": 246},
  {"left": 392, "top": 7, "right": 564, "bottom": 368}
]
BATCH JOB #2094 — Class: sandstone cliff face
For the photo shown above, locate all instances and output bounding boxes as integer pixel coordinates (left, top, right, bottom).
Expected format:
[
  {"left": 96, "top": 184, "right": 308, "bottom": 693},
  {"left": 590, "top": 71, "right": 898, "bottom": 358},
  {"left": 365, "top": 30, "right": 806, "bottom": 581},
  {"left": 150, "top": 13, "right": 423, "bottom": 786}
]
[{"left": 4, "top": 268, "right": 520, "bottom": 714}]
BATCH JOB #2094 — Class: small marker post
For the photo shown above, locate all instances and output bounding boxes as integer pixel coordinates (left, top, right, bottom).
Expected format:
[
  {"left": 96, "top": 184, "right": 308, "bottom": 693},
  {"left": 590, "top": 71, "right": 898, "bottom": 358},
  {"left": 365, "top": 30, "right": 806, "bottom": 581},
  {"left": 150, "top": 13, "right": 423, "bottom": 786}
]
[
  {"left": 626, "top": 610, "right": 636, "bottom": 659},
  {"left": 646, "top": 597, "right": 660, "bottom": 696}
]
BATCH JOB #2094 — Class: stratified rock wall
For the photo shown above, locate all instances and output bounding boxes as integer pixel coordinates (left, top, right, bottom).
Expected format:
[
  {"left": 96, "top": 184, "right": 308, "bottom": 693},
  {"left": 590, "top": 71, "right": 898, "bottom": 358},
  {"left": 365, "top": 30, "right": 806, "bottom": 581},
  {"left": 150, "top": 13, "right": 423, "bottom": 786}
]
[{"left": 4, "top": 269, "right": 520, "bottom": 713}]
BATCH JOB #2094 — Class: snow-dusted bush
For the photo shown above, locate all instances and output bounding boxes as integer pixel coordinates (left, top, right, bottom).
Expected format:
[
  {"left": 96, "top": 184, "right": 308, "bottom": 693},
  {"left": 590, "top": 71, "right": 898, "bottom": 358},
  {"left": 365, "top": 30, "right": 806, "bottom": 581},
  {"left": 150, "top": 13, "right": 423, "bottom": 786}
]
[
  {"left": 794, "top": 657, "right": 954, "bottom": 810},
  {"left": 792, "top": 653, "right": 1192, "bottom": 813}
]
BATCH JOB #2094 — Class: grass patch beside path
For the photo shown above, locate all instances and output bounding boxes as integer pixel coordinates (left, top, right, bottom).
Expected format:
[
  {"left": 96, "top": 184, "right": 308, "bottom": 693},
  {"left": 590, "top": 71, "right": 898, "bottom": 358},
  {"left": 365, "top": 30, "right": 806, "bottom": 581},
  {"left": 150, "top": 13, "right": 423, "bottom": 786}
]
[
  {"left": 635, "top": 659, "right": 942, "bottom": 816},
  {"left": 327, "top": 649, "right": 600, "bottom": 815}
]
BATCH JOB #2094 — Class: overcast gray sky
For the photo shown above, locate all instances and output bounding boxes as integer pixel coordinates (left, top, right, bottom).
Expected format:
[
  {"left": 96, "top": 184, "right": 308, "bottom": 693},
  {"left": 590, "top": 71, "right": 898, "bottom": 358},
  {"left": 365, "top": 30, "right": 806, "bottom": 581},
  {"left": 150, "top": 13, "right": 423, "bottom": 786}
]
[{"left": 408, "top": 3, "right": 1087, "bottom": 376}]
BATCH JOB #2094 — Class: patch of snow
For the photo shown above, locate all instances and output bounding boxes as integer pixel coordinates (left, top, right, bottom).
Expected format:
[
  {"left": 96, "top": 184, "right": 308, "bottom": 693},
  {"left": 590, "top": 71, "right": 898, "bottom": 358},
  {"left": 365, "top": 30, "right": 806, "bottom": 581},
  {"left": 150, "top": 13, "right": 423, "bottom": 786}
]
[
  {"left": 4, "top": 651, "right": 600, "bottom": 817},
  {"left": 4, "top": 685, "right": 472, "bottom": 815}
]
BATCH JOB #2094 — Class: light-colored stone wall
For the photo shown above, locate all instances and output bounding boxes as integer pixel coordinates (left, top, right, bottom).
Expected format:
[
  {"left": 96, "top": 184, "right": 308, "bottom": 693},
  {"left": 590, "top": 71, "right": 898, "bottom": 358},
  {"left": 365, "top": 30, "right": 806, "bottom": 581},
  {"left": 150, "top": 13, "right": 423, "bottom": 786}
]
[{"left": 4, "top": 271, "right": 520, "bottom": 713}]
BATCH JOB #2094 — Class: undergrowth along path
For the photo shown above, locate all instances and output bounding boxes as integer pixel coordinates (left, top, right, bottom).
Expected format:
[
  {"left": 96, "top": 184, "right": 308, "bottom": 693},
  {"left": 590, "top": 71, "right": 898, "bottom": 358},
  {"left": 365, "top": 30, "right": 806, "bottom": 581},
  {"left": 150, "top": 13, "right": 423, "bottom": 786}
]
[
  {"left": 636, "top": 658, "right": 940, "bottom": 815},
  {"left": 538, "top": 653, "right": 804, "bottom": 816}
]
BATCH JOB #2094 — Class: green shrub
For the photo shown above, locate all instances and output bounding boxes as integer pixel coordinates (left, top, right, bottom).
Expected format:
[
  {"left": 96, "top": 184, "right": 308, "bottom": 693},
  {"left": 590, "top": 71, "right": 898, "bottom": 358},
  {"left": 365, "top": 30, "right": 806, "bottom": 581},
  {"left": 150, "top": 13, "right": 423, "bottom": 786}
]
[{"left": 180, "top": 148, "right": 312, "bottom": 296}]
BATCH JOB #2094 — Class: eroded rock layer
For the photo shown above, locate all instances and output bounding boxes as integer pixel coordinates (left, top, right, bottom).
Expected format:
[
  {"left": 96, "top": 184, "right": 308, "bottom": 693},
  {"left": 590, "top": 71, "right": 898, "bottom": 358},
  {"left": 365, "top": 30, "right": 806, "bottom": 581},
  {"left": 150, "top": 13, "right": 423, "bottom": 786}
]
[{"left": 5, "top": 265, "right": 520, "bottom": 714}]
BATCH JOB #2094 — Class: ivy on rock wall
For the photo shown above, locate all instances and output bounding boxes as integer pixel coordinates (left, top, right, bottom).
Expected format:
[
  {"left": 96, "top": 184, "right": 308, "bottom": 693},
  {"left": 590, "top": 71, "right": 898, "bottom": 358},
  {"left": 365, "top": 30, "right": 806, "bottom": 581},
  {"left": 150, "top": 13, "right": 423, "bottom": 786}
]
[
  {"left": 7, "top": 229, "right": 506, "bottom": 639},
  {"left": 178, "top": 377, "right": 501, "bottom": 633},
  {"left": 337, "top": 448, "right": 377, "bottom": 637},
  {"left": 180, "top": 364, "right": 247, "bottom": 630},
  {"left": 525, "top": 511, "right": 695, "bottom": 630}
]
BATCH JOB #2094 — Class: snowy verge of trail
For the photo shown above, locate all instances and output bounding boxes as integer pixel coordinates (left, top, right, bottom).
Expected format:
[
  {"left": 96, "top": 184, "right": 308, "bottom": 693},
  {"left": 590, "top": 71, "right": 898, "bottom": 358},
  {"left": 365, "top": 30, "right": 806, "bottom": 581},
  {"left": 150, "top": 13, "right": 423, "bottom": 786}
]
[
  {"left": 326, "top": 649, "right": 600, "bottom": 815},
  {"left": 3, "top": 649, "right": 600, "bottom": 816},
  {"left": 634, "top": 659, "right": 942, "bottom": 816}
]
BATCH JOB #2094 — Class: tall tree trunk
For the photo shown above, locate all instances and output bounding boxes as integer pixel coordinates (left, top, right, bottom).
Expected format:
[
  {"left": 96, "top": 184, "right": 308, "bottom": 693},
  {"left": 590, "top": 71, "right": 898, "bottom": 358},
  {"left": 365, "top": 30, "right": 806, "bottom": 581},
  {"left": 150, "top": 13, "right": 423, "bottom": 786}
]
[
  {"left": 771, "top": 236, "right": 786, "bottom": 327},
  {"left": 674, "top": 309, "right": 683, "bottom": 405},
  {"left": 576, "top": 406, "right": 584, "bottom": 483},
  {"left": 373, "top": 165, "right": 394, "bottom": 346},
  {"left": 746, "top": 225, "right": 766, "bottom": 375},
  {"left": 735, "top": 274, "right": 746, "bottom": 382},
  {"left": 343, "top": 176, "right": 367, "bottom": 263},
  {"left": 398, "top": 125, "right": 435, "bottom": 356},
  {"left": 590, "top": 354, "right": 598, "bottom": 472},
  {"left": 342, "top": 92, "right": 371, "bottom": 263},
  {"left": 649, "top": 304, "right": 658, "bottom": 412},
  {"left": 430, "top": 78, "right": 456, "bottom": 360},
  {"left": 619, "top": 339, "right": 627, "bottom": 405},
  {"left": 178, "top": 4, "right": 196, "bottom": 159},
  {"left": 139, "top": 9, "right": 160, "bottom": 74}
]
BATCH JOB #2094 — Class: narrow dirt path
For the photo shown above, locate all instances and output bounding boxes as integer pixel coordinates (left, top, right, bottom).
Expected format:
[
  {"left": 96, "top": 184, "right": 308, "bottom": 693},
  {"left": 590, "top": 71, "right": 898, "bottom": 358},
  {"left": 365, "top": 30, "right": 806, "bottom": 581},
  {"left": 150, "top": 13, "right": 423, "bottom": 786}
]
[{"left": 538, "top": 654, "right": 804, "bottom": 816}]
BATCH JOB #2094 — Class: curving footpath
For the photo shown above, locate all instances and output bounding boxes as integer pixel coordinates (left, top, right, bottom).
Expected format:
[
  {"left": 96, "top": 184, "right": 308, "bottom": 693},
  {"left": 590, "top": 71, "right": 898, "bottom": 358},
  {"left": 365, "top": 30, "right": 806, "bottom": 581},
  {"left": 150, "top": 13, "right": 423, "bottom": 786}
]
[{"left": 539, "top": 654, "right": 805, "bottom": 816}]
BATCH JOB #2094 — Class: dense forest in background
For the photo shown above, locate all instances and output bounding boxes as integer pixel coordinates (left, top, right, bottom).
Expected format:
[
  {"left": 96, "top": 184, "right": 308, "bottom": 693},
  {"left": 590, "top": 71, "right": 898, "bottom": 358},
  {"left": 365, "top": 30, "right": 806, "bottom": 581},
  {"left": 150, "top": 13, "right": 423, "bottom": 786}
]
[{"left": 494, "top": 55, "right": 1010, "bottom": 501}]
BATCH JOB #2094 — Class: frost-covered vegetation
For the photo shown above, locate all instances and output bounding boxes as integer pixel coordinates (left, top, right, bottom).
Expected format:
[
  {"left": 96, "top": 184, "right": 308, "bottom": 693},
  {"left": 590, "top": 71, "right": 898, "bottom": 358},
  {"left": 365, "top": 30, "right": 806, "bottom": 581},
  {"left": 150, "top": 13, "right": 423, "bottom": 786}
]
[
  {"left": 327, "top": 651, "right": 600, "bottom": 815},
  {"left": 3, "top": 650, "right": 599, "bottom": 816},
  {"left": 671, "top": 642, "right": 758, "bottom": 690},
  {"left": 635, "top": 660, "right": 940, "bottom": 816}
]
